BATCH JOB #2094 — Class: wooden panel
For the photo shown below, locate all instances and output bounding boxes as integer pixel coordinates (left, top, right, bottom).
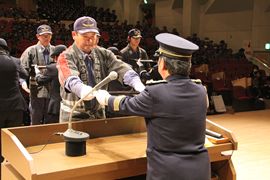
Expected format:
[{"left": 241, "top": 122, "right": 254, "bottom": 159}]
[
  {"left": 1, "top": 162, "right": 24, "bottom": 180},
  {"left": 7, "top": 116, "right": 146, "bottom": 147},
  {"left": 25, "top": 133, "right": 147, "bottom": 178},
  {"left": 1, "top": 116, "right": 237, "bottom": 180},
  {"left": 206, "top": 119, "right": 238, "bottom": 150},
  {"left": 1, "top": 130, "right": 34, "bottom": 179}
]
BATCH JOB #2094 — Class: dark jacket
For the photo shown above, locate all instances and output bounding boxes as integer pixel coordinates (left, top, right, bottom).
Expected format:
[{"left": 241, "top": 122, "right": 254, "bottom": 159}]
[
  {"left": 0, "top": 50, "right": 27, "bottom": 112},
  {"left": 12, "top": 56, "right": 28, "bottom": 79},
  {"left": 20, "top": 42, "right": 55, "bottom": 98},
  {"left": 108, "top": 75, "right": 210, "bottom": 180},
  {"left": 120, "top": 44, "right": 150, "bottom": 73},
  {"left": 36, "top": 63, "right": 60, "bottom": 115}
]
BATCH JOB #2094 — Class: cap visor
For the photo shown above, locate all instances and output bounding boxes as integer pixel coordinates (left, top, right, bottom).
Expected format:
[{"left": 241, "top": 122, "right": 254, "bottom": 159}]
[
  {"left": 0, "top": 45, "right": 9, "bottom": 51},
  {"left": 77, "top": 29, "right": 99, "bottom": 34},
  {"left": 153, "top": 50, "right": 160, "bottom": 58},
  {"left": 50, "top": 53, "right": 57, "bottom": 57},
  {"left": 132, "top": 35, "right": 142, "bottom": 39},
  {"left": 38, "top": 32, "right": 53, "bottom": 35}
]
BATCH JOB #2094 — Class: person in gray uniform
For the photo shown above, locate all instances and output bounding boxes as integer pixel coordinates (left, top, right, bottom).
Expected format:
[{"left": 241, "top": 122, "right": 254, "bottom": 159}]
[
  {"left": 35, "top": 45, "right": 67, "bottom": 123},
  {"left": 57, "top": 16, "right": 145, "bottom": 122},
  {"left": 95, "top": 33, "right": 210, "bottom": 180},
  {"left": 20, "top": 24, "right": 55, "bottom": 125},
  {"left": 121, "top": 28, "right": 151, "bottom": 82}
]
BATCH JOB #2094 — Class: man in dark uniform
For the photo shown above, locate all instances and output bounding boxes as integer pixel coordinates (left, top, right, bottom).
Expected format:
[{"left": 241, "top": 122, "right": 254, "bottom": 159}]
[
  {"left": 120, "top": 28, "right": 151, "bottom": 82},
  {"left": 95, "top": 33, "right": 210, "bottom": 180},
  {"left": 0, "top": 38, "right": 27, "bottom": 163},
  {"left": 34, "top": 45, "right": 67, "bottom": 123}
]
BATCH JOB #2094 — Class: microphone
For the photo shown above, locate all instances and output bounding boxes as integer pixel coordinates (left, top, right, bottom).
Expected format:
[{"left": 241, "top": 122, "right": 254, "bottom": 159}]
[
  {"left": 92, "top": 71, "right": 118, "bottom": 91},
  {"left": 63, "top": 71, "right": 118, "bottom": 156},
  {"left": 67, "top": 71, "right": 118, "bottom": 129},
  {"left": 90, "top": 71, "right": 118, "bottom": 119}
]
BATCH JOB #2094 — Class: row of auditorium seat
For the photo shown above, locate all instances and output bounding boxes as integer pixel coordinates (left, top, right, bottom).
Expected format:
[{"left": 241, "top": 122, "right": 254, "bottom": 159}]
[{"left": 191, "top": 58, "right": 268, "bottom": 112}]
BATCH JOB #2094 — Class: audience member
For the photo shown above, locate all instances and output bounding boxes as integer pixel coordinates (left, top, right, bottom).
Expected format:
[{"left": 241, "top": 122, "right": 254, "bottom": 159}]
[
  {"left": 234, "top": 48, "right": 246, "bottom": 59},
  {"left": 251, "top": 68, "right": 264, "bottom": 98}
]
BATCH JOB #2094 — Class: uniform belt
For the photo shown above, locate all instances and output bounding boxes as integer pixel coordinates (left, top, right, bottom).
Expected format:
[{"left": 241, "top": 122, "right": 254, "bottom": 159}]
[{"left": 150, "top": 147, "right": 207, "bottom": 155}]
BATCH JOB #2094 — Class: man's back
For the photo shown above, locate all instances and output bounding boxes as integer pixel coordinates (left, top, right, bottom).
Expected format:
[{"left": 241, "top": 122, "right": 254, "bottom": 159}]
[
  {"left": 0, "top": 53, "right": 18, "bottom": 96},
  {"left": 0, "top": 53, "right": 26, "bottom": 111}
]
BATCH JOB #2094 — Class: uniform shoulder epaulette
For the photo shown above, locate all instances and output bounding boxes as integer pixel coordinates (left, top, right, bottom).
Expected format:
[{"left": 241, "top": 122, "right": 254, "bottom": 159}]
[
  {"left": 146, "top": 79, "right": 167, "bottom": 86},
  {"left": 191, "top": 79, "right": 202, "bottom": 84}
]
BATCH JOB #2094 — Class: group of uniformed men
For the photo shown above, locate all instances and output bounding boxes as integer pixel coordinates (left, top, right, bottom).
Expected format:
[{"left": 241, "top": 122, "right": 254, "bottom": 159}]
[{"left": 0, "top": 16, "right": 210, "bottom": 180}]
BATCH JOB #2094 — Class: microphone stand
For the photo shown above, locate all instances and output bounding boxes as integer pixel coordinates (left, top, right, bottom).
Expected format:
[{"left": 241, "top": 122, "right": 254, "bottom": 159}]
[
  {"left": 63, "top": 71, "right": 118, "bottom": 156},
  {"left": 67, "top": 82, "right": 104, "bottom": 129}
]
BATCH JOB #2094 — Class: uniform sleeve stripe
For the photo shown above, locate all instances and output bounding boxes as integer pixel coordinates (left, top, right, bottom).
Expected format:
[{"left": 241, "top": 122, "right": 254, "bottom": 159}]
[{"left": 113, "top": 95, "right": 126, "bottom": 111}]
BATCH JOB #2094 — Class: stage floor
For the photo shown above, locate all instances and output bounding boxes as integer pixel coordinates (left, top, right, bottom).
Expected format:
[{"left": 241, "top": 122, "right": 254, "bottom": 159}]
[{"left": 207, "top": 109, "right": 270, "bottom": 180}]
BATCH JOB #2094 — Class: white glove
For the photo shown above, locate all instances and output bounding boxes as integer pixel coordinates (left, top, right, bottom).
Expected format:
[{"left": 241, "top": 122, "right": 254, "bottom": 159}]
[
  {"left": 95, "top": 90, "right": 111, "bottom": 106},
  {"left": 134, "top": 82, "right": 145, "bottom": 92},
  {"left": 80, "top": 84, "right": 94, "bottom": 101},
  {"left": 136, "top": 58, "right": 143, "bottom": 67},
  {"left": 21, "top": 81, "right": 30, "bottom": 94},
  {"left": 34, "top": 65, "right": 40, "bottom": 74}
]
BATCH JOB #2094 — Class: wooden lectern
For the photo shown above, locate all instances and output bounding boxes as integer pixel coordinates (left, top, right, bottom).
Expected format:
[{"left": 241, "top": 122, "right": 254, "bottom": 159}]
[{"left": 1, "top": 116, "right": 237, "bottom": 180}]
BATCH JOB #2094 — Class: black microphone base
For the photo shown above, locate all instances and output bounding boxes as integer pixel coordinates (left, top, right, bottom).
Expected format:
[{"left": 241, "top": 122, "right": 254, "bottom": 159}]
[
  {"left": 65, "top": 141, "right": 86, "bottom": 157},
  {"left": 63, "top": 129, "right": 90, "bottom": 157}
]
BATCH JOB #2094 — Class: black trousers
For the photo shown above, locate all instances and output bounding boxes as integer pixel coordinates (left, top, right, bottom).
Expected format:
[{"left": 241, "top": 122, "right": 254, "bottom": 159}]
[{"left": 0, "top": 110, "right": 24, "bottom": 162}]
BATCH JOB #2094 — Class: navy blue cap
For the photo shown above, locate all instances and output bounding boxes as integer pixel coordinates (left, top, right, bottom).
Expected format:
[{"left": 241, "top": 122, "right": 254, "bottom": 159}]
[
  {"left": 0, "top": 38, "right": 8, "bottom": 51},
  {"left": 37, "top": 25, "right": 52, "bottom": 35},
  {"left": 51, "top": 44, "right": 67, "bottom": 57},
  {"left": 107, "top": 46, "right": 120, "bottom": 56},
  {"left": 128, "top": 28, "right": 142, "bottom": 38},
  {"left": 155, "top": 33, "right": 199, "bottom": 60},
  {"left": 74, "top": 16, "right": 99, "bottom": 34}
]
